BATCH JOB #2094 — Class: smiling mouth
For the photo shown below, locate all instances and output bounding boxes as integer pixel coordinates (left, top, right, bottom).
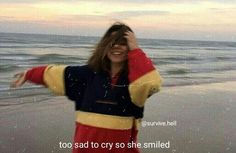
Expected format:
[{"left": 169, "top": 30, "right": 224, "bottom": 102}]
[{"left": 111, "top": 51, "right": 123, "bottom": 55}]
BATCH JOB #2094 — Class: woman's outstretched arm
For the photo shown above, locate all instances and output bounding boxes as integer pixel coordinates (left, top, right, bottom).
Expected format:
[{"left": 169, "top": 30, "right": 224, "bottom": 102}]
[{"left": 11, "top": 65, "right": 67, "bottom": 95}]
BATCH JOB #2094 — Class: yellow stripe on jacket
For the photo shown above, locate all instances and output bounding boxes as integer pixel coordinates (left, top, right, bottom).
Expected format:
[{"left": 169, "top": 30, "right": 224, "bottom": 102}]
[
  {"left": 43, "top": 65, "right": 67, "bottom": 95},
  {"left": 129, "top": 70, "right": 162, "bottom": 107},
  {"left": 76, "top": 111, "right": 142, "bottom": 130}
]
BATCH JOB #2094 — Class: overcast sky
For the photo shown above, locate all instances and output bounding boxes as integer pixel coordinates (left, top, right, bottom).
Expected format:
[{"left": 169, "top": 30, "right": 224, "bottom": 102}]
[{"left": 0, "top": 0, "right": 236, "bottom": 41}]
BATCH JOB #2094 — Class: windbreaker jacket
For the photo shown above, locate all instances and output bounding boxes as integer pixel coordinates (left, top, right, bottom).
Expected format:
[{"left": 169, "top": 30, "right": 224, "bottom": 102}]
[{"left": 25, "top": 48, "right": 162, "bottom": 130}]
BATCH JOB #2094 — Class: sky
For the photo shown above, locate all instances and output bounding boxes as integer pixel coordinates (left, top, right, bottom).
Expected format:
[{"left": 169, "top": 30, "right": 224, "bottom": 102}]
[{"left": 0, "top": 0, "right": 236, "bottom": 41}]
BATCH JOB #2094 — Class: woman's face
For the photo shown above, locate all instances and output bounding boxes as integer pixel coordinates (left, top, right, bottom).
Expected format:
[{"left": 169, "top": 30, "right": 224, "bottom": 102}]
[
  {"left": 107, "top": 33, "right": 128, "bottom": 64},
  {"left": 107, "top": 42, "right": 128, "bottom": 64}
]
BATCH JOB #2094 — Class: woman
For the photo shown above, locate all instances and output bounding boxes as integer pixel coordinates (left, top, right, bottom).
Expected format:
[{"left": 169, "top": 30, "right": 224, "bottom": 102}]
[{"left": 11, "top": 22, "right": 162, "bottom": 153}]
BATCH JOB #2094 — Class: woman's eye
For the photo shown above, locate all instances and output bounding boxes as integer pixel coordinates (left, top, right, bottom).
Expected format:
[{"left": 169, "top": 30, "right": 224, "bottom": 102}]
[{"left": 120, "top": 43, "right": 126, "bottom": 46}]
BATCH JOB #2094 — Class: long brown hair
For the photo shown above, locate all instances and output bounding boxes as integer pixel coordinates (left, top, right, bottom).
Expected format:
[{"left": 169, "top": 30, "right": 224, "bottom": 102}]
[{"left": 87, "top": 22, "right": 133, "bottom": 73}]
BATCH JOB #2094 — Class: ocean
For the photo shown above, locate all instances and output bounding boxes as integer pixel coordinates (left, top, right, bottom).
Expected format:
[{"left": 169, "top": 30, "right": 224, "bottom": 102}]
[{"left": 1, "top": 32, "right": 236, "bottom": 105}]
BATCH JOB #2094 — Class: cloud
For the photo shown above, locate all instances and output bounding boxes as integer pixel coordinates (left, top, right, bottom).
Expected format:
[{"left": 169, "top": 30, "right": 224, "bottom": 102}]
[
  {"left": 1, "top": 0, "right": 235, "bottom": 41},
  {"left": 108, "top": 10, "right": 169, "bottom": 19},
  {"left": 58, "top": 14, "right": 108, "bottom": 20},
  {"left": 209, "top": 7, "right": 236, "bottom": 12},
  {"left": 0, "top": 16, "right": 16, "bottom": 20},
  {"left": 1, "top": 0, "right": 236, "bottom": 4},
  {"left": 0, "top": 0, "right": 71, "bottom": 3}
]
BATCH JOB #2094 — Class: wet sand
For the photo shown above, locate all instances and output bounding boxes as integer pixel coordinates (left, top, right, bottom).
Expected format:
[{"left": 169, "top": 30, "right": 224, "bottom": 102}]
[{"left": 1, "top": 81, "right": 236, "bottom": 153}]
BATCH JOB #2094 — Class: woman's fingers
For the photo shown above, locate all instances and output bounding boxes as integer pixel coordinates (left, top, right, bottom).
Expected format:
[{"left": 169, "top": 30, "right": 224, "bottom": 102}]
[
  {"left": 124, "top": 31, "right": 139, "bottom": 51},
  {"left": 10, "top": 72, "right": 27, "bottom": 88},
  {"left": 11, "top": 78, "right": 25, "bottom": 88},
  {"left": 14, "top": 72, "right": 24, "bottom": 78}
]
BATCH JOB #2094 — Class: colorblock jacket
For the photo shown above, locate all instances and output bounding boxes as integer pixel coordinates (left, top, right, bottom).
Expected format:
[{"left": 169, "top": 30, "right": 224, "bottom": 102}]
[{"left": 25, "top": 48, "right": 162, "bottom": 130}]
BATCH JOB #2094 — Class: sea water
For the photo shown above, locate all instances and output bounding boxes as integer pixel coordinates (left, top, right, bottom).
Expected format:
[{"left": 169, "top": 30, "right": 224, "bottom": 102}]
[{"left": 1, "top": 32, "right": 236, "bottom": 105}]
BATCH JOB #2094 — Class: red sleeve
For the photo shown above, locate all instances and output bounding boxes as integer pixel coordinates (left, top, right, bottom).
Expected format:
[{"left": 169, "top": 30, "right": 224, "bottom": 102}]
[
  {"left": 128, "top": 48, "right": 155, "bottom": 82},
  {"left": 25, "top": 66, "right": 47, "bottom": 85}
]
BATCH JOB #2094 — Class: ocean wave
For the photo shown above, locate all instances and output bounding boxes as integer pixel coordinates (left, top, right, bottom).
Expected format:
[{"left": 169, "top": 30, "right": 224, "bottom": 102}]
[
  {"left": 166, "top": 69, "right": 190, "bottom": 75},
  {"left": 0, "top": 53, "right": 38, "bottom": 61},
  {"left": 36, "top": 54, "right": 87, "bottom": 62},
  {"left": 0, "top": 64, "right": 21, "bottom": 72},
  {"left": 0, "top": 95, "right": 53, "bottom": 106},
  {"left": 0, "top": 56, "right": 38, "bottom": 60},
  {"left": 152, "top": 56, "right": 200, "bottom": 62},
  {"left": 165, "top": 66, "right": 236, "bottom": 75},
  {"left": 215, "top": 56, "right": 236, "bottom": 60},
  {"left": 0, "top": 45, "right": 93, "bottom": 49},
  {"left": 0, "top": 86, "right": 53, "bottom": 106}
]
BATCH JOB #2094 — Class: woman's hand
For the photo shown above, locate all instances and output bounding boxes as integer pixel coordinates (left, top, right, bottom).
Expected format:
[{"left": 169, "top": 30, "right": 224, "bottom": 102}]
[
  {"left": 124, "top": 31, "right": 139, "bottom": 51},
  {"left": 10, "top": 72, "right": 27, "bottom": 88}
]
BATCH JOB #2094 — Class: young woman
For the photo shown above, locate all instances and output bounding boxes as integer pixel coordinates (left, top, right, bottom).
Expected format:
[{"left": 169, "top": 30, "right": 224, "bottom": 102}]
[{"left": 11, "top": 22, "right": 162, "bottom": 153}]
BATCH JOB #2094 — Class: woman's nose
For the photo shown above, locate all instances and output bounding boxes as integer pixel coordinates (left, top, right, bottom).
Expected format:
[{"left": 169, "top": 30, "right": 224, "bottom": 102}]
[
  {"left": 111, "top": 43, "right": 120, "bottom": 48},
  {"left": 113, "top": 44, "right": 120, "bottom": 47}
]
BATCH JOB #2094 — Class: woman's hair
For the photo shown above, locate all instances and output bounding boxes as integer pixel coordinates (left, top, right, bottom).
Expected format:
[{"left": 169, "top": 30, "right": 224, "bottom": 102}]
[{"left": 87, "top": 22, "right": 133, "bottom": 73}]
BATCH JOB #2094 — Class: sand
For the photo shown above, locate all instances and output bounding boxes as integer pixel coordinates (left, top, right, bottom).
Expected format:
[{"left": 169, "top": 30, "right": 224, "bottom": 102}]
[{"left": 1, "top": 81, "right": 236, "bottom": 153}]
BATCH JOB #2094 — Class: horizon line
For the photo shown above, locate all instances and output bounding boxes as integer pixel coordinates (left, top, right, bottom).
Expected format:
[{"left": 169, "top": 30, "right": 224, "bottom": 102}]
[{"left": 1, "top": 31, "right": 235, "bottom": 43}]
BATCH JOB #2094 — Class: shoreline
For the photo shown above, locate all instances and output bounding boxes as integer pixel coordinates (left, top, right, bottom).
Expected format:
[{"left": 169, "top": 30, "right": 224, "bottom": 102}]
[
  {"left": 1, "top": 79, "right": 236, "bottom": 107},
  {"left": 1, "top": 81, "right": 236, "bottom": 153}
]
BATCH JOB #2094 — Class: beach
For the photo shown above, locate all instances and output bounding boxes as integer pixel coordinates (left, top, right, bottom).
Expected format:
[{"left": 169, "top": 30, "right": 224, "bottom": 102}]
[
  {"left": 1, "top": 32, "right": 236, "bottom": 153},
  {"left": 1, "top": 81, "right": 236, "bottom": 153}
]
